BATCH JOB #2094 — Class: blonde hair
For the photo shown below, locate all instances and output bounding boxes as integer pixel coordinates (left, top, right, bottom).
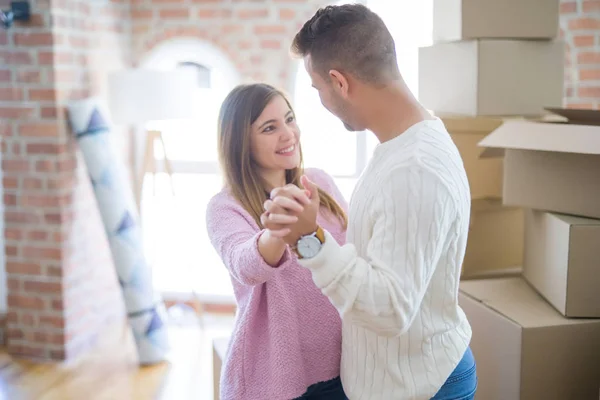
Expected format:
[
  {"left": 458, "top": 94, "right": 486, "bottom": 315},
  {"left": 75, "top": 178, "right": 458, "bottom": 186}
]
[{"left": 217, "top": 83, "right": 347, "bottom": 229}]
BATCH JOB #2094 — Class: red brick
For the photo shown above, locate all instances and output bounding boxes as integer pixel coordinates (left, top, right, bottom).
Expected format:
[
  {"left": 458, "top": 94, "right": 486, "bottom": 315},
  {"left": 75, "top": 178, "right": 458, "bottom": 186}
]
[
  {"left": 7, "top": 295, "right": 45, "bottom": 310},
  {"left": 578, "top": 86, "right": 600, "bottom": 97},
  {"left": 279, "top": 8, "right": 296, "bottom": 20},
  {"left": 14, "top": 33, "right": 54, "bottom": 46},
  {"left": 23, "top": 178, "right": 44, "bottom": 190},
  {"left": 578, "top": 52, "right": 600, "bottom": 64},
  {"left": 260, "top": 40, "right": 282, "bottom": 50},
  {"left": 159, "top": 8, "right": 189, "bottom": 18},
  {"left": 44, "top": 212, "right": 64, "bottom": 224},
  {"left": 19, "top": 122, "right": 60, "bottom": 136},
  {"left": 5, "top": 228, "right": 23, "bottom": 241},
  {"left": 190, "top": 0, "right": 220, "bottom": 3},
  {"left": 573, "top": 35, "right": 595, "bottom": 47},
  {"left": 583, "top": 0, "right": 600, "bottom": 12},
  {"left": 33, "top": 331, "right": 65, "bottom": 345},
  {"left": 7, "top": 328, "right": 24, "bottom": 339},
  {"left": 3, "top": 159, "right": 30, "bottom": 173},
  {"left": 5, "top": 211, "right": 40, "bottom": 224},
  {"left": 0, "top": 106, "right": 36, "bottom": 119},
  {"left": 9, "top": 345, "right": 46, "bottom": 359},
  {"left": 23, "top": 246, "right": 62, "bottom": 261},
  {"left": 237, "top": 8, "right": 269, "bottom": 19},
  {"left": 26, "top": 143, "right": 65, "bottom": 155},
  {"left": 27, "top": 230, "right": 49, "bottom": 241},
  {"left": 3, "top": 193, "right": 16, "bottom": 206},
  {"left": 47, "top": 265, "right": 62, "bottom": 277},
  {"left": 6, "top": 246, "right": 18, "bottom": 257},
  {"left": 16, "top": 70, "right": 41, "bottom": 83},
  {"left": 580, "top": 69, "right": 600, "bottom": 80},
  {"left": 0, "top": 31, "right": 7, "bottom": 45},
  {"left": 132, "top": 9, "right": 153, "bottom": 18},
  {"left": 7, "top": 278, "right": 21, "bottom": 291},
  {"left": 3, "top": 177, "right": 18, "bottom": 189},
  {"left": 568, "top": 17, "right": 600, "bottom": 30},
  {"left": 255, "top": 25, "right": 287, "bottom": 35},
  {"left": 0, "top": 88, "right": 24, "bottom": 101},
  {"left": 221, "top": 24, "right": 243, "bottom": 34},
  {"left": 22, "top": 194, "right": 61, "bottom": 208},
  {"left": 560, "top": 1, "right": 577, "bottom": 13},
  {"left": 152, "top": 0, "right": 185, "bottom": 3},
  {"left": 24, "top": 281, "right": 62, "bottom": 294},
  {"left": 18, "top": 13, "right": 46, "bottom": 28},
  {"left": 21, "top": 313, "right": 37, "bottom": 326},
  {"left": 0, "top": 69, "right": 11, "bottom": 82},
  {"left": 6, "top": 262, "right": 42, "bottom": 275},
  {"left": 41, "top": 107, "right": 58, "bottom": 119},
  {"left": 198, "top": 9, "right": 232, "bottom": 18},
  {"left": 0, "top": 51, "right": 33, "bottom": 65},
  {"left": 39, "top": 315, "right": 65, "bottom": 329}
]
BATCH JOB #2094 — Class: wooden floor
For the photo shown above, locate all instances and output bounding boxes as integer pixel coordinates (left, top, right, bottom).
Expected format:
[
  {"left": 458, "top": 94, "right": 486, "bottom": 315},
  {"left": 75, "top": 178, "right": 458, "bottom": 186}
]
[{"left": 0, "top": 313, "right": 233, "bottom": 400}]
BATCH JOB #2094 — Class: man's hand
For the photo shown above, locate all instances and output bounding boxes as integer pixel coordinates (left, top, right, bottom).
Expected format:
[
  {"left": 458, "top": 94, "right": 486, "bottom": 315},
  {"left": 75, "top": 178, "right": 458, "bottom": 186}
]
[{"left": 261, "top": 175, "right": 320, "bottom": 245}]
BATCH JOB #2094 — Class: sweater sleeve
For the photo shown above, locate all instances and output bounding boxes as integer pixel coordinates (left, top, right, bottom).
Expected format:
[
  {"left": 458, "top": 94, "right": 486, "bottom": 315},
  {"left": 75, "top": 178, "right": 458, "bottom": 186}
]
[
  {"left": 206, "top": 195, "right": 294, "bottom": 286},
  {"left": 299, "top": 166, "right": 457, "bottom": 337}
]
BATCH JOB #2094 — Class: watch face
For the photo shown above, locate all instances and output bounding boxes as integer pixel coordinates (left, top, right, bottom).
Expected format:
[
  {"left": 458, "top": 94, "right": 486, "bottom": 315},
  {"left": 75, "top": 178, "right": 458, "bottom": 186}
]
[{"left": 297, "top": 235, "right": 322, "bottom": 259}]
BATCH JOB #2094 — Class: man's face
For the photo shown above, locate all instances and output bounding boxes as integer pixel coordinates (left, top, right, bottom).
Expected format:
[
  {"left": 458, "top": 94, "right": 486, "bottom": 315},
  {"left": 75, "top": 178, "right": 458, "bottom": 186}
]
[{"left": 304, "top": 56, "right": 362, "bottom": 132}]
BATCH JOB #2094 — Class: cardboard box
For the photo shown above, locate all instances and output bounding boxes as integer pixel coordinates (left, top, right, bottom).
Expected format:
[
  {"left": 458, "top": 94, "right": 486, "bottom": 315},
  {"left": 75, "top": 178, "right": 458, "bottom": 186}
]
[
  {"left": 418, "top": 40, "right": 564, "bottom": 116},
  {"left": 441, "top": 115, "right": 530, "bottom": 199},
  {"left": 433, "top": 0, "right": 559, "bottom": 42},
  {"left": 479, "top": 108, "right": 600, "bottom": 219},
  {"left": 462, "top": 199, "right": 524, "bottom": 278},
  {"left": 524, "top": 210, "right": 600, "bottom": 318},
  {"left": 459, "top": 277, "right": 600, "bottom": 400}
]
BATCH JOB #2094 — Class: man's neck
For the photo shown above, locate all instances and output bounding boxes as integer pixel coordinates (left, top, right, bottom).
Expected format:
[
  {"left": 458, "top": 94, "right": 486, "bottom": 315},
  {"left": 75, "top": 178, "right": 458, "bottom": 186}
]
[{"left": 364, "top": 82, "right": 433, "bottom": 144}]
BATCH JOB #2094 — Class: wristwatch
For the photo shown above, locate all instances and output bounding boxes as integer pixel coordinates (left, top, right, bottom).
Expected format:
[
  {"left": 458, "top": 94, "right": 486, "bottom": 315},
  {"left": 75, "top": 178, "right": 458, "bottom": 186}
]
[{"left": 293, "top": 226, "right": 325, "bottom": 259}]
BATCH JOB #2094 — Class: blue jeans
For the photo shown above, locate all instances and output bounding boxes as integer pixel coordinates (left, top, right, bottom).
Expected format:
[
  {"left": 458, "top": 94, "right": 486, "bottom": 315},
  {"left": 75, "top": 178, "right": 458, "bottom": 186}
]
[
  {"left": 431, "top": 347, "right": 478, "bottom": 400},
  {"left": 295, "top": 376, "right": 348, "bottom": 400}
]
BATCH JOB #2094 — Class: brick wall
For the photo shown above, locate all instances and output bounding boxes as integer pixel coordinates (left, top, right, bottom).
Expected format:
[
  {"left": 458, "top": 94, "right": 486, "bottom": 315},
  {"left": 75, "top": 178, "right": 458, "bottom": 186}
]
[
  {"left": 561, "top": 0, "right": 600, "bottom": 109},
  {"left": 0, "top": 0, "right": 130, "bottom": 360},
  {"left": 1, "top": 0, "right": 598, "bottom": 362},
  {"left": 131, "top": 0, "right": 332, "bottom": 90}
]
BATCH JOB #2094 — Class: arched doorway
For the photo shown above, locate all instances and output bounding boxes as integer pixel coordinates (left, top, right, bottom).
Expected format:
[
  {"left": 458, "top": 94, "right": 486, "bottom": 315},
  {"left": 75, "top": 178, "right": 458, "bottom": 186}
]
[{"left": 137, "top": 38, "right": 240, "bottom": 303}]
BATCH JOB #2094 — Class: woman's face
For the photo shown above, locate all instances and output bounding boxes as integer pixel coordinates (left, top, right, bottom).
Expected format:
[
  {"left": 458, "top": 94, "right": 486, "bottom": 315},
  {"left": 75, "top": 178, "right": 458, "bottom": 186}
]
[{"left": 250, "top": 95, "right": 301, "bottom": 173}]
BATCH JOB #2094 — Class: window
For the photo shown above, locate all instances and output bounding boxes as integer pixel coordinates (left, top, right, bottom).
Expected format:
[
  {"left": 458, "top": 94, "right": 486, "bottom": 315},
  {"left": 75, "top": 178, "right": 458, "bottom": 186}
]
[{"left": 138, "top": 39, "right": 239, "bottom": 302}]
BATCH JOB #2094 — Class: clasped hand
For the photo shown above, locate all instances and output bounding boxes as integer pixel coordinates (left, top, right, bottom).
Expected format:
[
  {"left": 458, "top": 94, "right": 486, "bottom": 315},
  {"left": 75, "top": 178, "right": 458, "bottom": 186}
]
[{"left": 261, "top": 175, "right": 320, "bottom": 245}]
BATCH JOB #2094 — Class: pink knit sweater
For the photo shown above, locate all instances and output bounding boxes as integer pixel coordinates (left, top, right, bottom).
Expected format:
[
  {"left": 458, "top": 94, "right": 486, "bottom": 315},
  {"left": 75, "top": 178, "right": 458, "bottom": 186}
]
[{"left": 206, "top": 168, "right": 348, "bottom": 400}]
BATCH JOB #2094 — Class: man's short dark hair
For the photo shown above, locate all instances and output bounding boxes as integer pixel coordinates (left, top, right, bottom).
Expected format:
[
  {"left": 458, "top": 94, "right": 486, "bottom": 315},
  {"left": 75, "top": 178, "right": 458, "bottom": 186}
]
[{"left": 291, "top": 4, "right": 400, "bottom": 85}]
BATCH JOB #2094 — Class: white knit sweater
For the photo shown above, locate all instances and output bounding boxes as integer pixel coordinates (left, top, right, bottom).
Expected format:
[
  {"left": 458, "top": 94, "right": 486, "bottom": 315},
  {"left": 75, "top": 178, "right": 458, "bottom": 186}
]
[{"left": 300, "top": 118, "right": 473, "bottom": 400}]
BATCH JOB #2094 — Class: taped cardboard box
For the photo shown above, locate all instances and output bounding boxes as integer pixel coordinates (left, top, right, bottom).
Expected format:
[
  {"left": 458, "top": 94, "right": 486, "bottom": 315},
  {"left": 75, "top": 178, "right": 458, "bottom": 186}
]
[
  {"left": 459, "top": 277, "right": 600, "bottom": 400},
  {"left": 441, "top": 115, "right": 529, "bottom": 199},
  {"left": 461, "top": 199, "right": 524, "bottom": 279},
  {"left": 479, "top": 108, "right": 600, "bottom": 219},
  {"left": 418, "top": 40, "right": 564, "bottom": 116},
  {"left": 433, "top": 0, "right": 559, "bottom": 43},
  {"left": 524, "top": 209, "right": 600, "bottom": 318}
]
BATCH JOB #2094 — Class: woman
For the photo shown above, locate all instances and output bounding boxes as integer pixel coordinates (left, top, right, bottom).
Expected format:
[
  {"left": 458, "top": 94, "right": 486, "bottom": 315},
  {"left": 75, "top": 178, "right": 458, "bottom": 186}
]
[{"left": 206, "top": 83, "right": 349, "bottom": 400}]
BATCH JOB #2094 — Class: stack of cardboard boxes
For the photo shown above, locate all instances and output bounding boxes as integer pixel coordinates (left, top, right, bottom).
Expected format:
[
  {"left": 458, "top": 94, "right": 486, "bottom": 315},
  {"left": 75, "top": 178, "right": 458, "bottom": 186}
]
[
  {"left": 418, "top": 0, "right": 565, "bottom": 279},
  {"left": 418, "top": 1, "right": 600, "bottom": 398}
]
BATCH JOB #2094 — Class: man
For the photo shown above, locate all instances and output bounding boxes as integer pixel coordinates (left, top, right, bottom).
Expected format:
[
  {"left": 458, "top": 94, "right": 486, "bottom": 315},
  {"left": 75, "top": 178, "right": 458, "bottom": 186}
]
[{"left": 261, "top": 4, "right": 477, "bottom": 400}]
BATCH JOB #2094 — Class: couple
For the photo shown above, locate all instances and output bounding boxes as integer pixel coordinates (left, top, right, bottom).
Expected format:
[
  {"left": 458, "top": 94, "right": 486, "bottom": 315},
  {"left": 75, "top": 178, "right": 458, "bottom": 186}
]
[{"left": 207, "top": 4, "right": 477, "bottom": 400}]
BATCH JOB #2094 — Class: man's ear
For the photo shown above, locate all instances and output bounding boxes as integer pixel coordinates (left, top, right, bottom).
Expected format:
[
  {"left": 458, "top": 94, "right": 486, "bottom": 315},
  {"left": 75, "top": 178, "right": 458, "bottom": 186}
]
[{"left": 328, "top": 69, "right": 349, "bottom": 99}]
